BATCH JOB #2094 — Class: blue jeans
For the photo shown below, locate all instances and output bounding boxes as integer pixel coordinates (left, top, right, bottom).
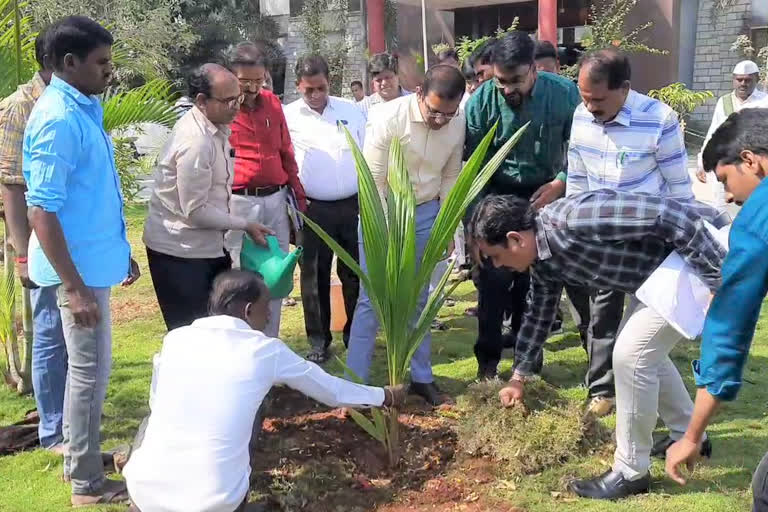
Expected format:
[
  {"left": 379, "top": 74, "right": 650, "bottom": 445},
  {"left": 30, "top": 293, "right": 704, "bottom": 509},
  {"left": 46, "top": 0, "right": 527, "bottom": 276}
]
[
  {"left": 30, "top": 285, "right": 67, "bottom": 448},
  {"left": 346, "top": 200, "right": 439, "bottom": 384}
]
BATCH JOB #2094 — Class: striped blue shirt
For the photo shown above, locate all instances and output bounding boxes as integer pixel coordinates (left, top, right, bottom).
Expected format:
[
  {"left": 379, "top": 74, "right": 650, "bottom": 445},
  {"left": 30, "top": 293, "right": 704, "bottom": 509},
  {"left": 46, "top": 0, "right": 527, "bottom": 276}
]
[{"left": 565, "top": 89, "right": 692, "bottom": 200}]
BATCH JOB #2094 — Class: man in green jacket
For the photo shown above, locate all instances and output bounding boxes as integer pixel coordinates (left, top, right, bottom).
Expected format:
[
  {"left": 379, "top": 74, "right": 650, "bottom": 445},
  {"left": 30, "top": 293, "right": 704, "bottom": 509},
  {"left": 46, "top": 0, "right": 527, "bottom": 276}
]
[{"left": 464, "top": 31, "right": 581, "bottom": 380}]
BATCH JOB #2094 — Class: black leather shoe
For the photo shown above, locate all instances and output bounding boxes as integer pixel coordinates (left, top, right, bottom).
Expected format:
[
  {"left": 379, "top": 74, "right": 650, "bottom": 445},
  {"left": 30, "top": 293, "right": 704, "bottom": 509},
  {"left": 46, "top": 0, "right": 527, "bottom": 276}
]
[
  {"left": 568, "top": 470, "right": 650, "bottom": 500},
  {"left": 409, "top": 381, "right": 445, "bottom": 406},
  {"left": 651, "top": 435, "right": 712, "bottom": 459}
]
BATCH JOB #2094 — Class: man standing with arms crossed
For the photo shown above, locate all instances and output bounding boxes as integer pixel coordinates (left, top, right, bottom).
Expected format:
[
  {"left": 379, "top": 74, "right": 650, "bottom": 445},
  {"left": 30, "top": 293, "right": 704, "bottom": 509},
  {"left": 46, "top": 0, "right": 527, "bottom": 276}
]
[
  {"left": 464, "top": 31, "right": 580, "bottom": 380},
  {"left": 24, "top": 16, "right": 140, "bottom": 506},
  {"left": 0, "top": 28, "right": 68, "bottom": 454},
  {"left": 225, "top": 42, "right": 306, "bottom": 338},
  {"left": 284, "top": 55, "right": 366, "bottom": 363},
  {"left": 565, "top": 48, "right": 694, "bottom": 417}
]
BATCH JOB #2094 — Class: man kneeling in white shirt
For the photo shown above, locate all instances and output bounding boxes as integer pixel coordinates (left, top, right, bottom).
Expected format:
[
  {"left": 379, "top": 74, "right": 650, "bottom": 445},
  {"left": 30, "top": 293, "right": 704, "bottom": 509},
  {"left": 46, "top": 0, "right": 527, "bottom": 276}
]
[{"left": 123, "top": 270, "right": 403, "bottom": 512}]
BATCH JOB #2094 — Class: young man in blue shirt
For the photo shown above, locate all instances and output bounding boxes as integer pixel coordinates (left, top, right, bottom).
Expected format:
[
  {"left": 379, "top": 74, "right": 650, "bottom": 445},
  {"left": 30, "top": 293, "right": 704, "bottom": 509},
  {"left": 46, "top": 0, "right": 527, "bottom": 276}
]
[
  {"left": 665, "top": 108, "right": 768, "bottom": 510},
  {"left": 24, "top": 16, "right": 139, "bottom": 506}
]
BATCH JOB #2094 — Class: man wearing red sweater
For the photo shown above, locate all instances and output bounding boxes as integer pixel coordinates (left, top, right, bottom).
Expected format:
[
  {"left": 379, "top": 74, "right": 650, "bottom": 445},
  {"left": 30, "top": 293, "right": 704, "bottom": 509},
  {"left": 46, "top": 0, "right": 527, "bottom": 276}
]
[{"left": 225, "top": 42, "right": 306, "bottom": 337}]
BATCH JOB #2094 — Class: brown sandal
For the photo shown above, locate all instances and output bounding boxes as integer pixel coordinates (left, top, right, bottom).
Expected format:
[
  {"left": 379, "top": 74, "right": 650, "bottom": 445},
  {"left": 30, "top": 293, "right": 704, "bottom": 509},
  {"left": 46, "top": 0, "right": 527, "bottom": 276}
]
[{"left": 71, "top": 479, "right": 129, "bottom": 507}]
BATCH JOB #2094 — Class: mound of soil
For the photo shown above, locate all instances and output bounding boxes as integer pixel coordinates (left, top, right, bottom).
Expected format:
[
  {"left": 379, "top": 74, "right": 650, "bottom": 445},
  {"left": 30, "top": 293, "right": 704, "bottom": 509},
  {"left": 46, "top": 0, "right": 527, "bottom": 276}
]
[{"left": 251, "top": 387, "right": 509, "bottom": 512}]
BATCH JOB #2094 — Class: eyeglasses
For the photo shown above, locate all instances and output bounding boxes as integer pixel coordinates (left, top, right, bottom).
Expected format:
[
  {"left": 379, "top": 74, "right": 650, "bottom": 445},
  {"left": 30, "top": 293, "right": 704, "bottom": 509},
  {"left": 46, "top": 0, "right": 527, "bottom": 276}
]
[
  {"left": 239, "top": 78, "right": 265, "bottom": 88},
  {"left": 492, "top": 65, "right": 533, "bottom": 89},
  {"left": 210, "top": 94, "right": 245, "bottom": 109},
  {"left": 423, "top": 101, "right": 459, "bottom": 121}
]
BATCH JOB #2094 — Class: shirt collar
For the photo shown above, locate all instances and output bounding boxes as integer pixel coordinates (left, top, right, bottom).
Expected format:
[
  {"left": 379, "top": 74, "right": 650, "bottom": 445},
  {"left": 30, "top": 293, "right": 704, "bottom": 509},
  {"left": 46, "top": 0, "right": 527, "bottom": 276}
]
[
  {"left": 190, "top": 315, "right": 252, "bottom": 331},
  {"left": 300, "top": 97, "right": 334, "bottom": 116},
  {"left": 592, "top": 89, "right": 635, "bottom": 127},
  {"left": 733, "top": 89, "right": 767, "bottom": 106},
  {"left": 191, "top": 105, "right": 230, "bottom": 137},
  {"left": 408, "top": 94, "right": 425, "bottom": 124},
  {"left": 30, "top": 72, "right": 47, "bottom": 100},
  {"left": 534, "top": 215, "right": 553, "bottom": 261},
  {"left": 49, "top": 74, "right": 97, "bottom": 106}
]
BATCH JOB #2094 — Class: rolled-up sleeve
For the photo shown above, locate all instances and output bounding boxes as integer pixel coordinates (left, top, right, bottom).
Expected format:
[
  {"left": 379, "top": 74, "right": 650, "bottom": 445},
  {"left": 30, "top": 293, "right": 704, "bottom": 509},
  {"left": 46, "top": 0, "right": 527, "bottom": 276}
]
[
  {"left": 694, "top": 226, "right": 768, "bottom": 401},
  {"left": 0, "top": 103, "right": 28, "bottom": 186},
  {"left": 24, "top": 117, "right": 79, "bottom": 212}
]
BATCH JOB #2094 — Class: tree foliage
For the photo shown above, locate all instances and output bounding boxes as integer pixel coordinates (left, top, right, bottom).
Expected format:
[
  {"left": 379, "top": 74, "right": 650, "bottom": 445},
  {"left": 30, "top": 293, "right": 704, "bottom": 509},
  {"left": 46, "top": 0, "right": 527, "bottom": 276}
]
[
  {"left": 648, "top": 83, "right": 714, "bottom": 132},
  {"left": 455, "top": 20, "right": 519, "bottom": 66},
  {"left": 561, "top": 0, "right": 667, "bottom": 79},
  {"left": 29, "top": 0, "right": 196, "bottom": 84},
  {"left": 299, "top": 0, "right": 350, "bottom": 96},
  {"left": 732, "top": 35, "right": 768, "bottom": 85}
]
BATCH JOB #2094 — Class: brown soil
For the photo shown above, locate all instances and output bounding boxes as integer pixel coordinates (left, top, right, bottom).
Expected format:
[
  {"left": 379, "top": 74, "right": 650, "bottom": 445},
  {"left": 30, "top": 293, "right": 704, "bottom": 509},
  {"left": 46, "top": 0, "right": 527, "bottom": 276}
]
[{"left": 251, "top": 388, "right": 511, "bottom": 512}]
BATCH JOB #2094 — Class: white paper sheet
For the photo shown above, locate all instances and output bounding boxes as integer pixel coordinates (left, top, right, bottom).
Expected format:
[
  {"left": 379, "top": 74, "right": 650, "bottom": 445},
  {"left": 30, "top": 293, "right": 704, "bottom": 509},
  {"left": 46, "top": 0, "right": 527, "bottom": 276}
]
[{"left": 636, "top": 222, "right": 731, "bottom": 339}]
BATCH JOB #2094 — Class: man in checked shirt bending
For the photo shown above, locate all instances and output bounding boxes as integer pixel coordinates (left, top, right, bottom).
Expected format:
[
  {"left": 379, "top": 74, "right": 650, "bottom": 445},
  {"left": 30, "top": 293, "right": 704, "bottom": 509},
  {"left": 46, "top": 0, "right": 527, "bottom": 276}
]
[{"left": 468, "top": 190, "right": 730, "bottom": 500}]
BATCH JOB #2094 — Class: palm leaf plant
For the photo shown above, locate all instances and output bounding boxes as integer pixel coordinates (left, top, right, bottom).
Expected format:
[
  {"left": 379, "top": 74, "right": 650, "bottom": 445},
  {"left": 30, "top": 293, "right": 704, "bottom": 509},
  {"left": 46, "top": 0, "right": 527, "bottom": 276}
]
[{"left": 301, "top": 121, "right": 529, "bottom": 466}]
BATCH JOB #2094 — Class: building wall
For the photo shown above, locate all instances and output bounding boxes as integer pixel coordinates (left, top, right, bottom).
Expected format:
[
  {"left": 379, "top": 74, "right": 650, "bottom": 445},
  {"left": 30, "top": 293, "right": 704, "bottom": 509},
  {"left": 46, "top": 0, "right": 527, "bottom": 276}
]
[
  {"left": 269, "top": 10, "right": 367, "bottom": 103},
  {"left": 691, "top": 0, "right": 754, "bottom": 122}
]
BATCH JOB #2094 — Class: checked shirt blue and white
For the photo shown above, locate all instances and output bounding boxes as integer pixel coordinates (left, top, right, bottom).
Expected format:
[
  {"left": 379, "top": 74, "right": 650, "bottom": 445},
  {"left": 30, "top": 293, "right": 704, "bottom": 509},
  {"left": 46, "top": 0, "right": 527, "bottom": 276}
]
[{"left": 512, "top": 190, "right": 730, "bottom": 376}]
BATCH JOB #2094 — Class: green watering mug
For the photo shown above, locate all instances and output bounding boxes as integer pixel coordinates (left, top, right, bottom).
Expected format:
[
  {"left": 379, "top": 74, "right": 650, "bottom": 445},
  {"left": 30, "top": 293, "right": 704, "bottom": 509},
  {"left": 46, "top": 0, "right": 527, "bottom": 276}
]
[{"left": 240, "top": 234, "right": 303, "bottom": 299}]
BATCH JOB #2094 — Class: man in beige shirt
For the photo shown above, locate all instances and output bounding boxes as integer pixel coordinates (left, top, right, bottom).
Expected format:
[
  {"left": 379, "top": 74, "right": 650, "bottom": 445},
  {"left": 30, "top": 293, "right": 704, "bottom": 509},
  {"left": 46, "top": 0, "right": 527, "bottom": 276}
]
[
  {"left": 346, "top": 65, "right": 466, "bottom": 405},
  {"left": 143, "top": 63, "right": 271, "bottom": 330}
]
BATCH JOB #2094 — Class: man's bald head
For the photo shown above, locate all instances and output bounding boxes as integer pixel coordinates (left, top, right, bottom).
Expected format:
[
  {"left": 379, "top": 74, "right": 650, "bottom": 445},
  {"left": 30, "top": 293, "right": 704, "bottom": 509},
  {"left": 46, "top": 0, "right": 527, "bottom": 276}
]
[{"left": 189, "top": 63, "right": 242, "bottom": 125}]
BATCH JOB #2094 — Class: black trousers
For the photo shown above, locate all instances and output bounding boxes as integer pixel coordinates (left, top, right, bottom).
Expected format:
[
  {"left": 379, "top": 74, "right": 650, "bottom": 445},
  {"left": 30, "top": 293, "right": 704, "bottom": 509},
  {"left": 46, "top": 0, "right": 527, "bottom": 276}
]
[
  {"left": 146, "top": 247, "right": 232, "bottom": 331},
  {"left": 565, "top": 287, "right": 625, "bottom": 398},
  {"left": 299, "top": 196, "right": 360, "bottom": 350}
]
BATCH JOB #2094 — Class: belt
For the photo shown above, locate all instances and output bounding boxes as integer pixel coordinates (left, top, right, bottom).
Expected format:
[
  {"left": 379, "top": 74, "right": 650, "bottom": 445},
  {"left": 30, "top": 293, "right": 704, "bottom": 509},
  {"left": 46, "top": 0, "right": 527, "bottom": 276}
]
[
  {"left": 307, "top": 194, "right": 358, "bottom": 203},
  {"left": 232, "top": 184, "right": 284, "bottom": 197}
]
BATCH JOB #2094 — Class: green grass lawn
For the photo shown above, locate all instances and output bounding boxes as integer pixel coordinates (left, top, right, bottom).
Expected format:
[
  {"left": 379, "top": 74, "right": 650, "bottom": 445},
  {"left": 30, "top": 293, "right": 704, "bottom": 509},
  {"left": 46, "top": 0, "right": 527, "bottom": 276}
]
[{"left": 1, "top": 204, "right": 765, "bottom": 511}]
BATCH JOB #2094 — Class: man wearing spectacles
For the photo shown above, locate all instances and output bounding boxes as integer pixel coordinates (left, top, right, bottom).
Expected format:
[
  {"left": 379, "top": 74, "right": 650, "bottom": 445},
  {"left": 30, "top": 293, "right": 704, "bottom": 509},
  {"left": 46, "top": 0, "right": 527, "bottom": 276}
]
[
  {"left": 346, "top": 65, "right": 466, "bottom": 406},
  {"left": 224, "top": 42, "right": 307, "bottom": 339},
  {"left": 464, "top": 31, "right": 582, "bottom": 382},
  {"left": 144, "top": 63, "right": 272, "bottom": 331}
]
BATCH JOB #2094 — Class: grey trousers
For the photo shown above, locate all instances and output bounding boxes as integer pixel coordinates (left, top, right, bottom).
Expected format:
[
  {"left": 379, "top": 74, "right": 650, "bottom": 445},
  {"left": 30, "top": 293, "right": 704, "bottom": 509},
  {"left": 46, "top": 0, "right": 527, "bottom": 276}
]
[
  {"left": 753, "top": 451, "right": 768, "bottom": 512},
  {"left": 59, "top": 286, "right": 113, "bottom": 494},
  {"left": 225, "top": 189, "right": 291, "bottom": 338}
]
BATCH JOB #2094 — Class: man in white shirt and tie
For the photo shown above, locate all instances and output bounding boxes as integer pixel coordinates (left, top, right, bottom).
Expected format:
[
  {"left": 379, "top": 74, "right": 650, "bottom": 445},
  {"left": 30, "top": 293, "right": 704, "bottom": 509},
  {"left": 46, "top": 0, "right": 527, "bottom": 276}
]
[
  {"left": 123, "top": 270, "right": 403, "bottom": 512},
  {"left": 283, "top": 55, "right": 367, "bottom": 363},
  {"left": 696, "top": 60, "right": 768, "bottom": 207}
]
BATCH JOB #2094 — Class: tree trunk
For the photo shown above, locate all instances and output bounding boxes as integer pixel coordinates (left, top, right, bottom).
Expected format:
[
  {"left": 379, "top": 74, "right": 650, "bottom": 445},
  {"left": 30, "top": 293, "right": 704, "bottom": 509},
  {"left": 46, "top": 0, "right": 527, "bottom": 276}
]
[{"left": 386, "top": 407, "right": 400, "bottom": 468}]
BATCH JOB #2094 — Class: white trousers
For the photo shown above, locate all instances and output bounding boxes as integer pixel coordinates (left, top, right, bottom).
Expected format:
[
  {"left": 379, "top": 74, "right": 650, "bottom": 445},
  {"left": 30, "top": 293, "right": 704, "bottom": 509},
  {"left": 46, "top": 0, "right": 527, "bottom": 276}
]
[
  {"left": 224, "top": 188, "right": 291, "bottom": 338},
  {"left": 612, "top": 297, "right": 695, "bottom": 480}
]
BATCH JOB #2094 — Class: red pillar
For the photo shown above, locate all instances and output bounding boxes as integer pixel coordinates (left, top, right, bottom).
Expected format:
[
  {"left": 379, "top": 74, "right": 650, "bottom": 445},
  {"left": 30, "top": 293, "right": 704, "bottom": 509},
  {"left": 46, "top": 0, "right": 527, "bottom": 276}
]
[
  {"left": 538, "top": 0, "right": 558, "bottom": 46},
  {"left": 367, "top": 0, "right": 386, "bottom": 55}
]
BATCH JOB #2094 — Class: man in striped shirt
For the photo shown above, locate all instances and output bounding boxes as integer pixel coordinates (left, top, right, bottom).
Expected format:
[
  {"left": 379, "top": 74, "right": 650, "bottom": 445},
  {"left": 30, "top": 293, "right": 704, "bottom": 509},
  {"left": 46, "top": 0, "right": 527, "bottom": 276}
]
[{"left": 564, "top": 48, "right": 693, "bottom": 418}]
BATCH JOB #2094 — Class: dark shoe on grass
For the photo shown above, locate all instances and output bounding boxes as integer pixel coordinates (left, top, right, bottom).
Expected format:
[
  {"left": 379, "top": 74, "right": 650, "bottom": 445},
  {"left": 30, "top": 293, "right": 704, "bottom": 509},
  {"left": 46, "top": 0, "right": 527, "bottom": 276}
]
[
  {"left": 476, "top": 361, "right": 498, "bottom": 381},
  {"left": 568, "top": 470, "right": 650, "bottom": 500},
  {"left": 409, "top": 381, "right": 446, "bottom": 406},
  {"left": 651, "top": 434, "right": 712, "bottom": 459},
  {"left": 306, "top": 347, "right": 330, "bottom": 364}
]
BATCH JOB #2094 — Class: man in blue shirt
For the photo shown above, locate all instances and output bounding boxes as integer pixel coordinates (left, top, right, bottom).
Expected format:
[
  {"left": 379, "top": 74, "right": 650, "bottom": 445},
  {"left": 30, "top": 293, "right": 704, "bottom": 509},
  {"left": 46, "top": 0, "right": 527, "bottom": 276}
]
[
  {"left": 665, "top": 108, "right": 768, "bottom": 511},
  {"left": 24, "top": 16, "right": 138, "bottom": 506}
]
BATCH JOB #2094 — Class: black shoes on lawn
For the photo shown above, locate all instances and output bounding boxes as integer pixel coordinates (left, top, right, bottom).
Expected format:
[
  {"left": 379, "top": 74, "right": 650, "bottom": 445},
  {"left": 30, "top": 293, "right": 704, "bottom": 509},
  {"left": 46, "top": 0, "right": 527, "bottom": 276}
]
[
  {"left": 651, "top": 435, "right": 713, "bottom": 459},
  {"left": 409, "top": 381, "right": 445, "bottom": 406},
  {"left": 568, "top": 470, "right": 650, "bottom": 500},
  {"left": 476, "top": 362, "right": 498, "bottom": 381}
]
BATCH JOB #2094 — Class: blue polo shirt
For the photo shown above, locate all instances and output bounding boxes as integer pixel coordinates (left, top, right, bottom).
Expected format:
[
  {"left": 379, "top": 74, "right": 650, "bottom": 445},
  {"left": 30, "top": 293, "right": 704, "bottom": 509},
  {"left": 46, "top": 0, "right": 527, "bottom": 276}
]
[
  {"left": 23, "top": 75, "right": 130, "bottom": 288},
  {"left": 695, "top": 178, "right": 768, "bottom": 401}
]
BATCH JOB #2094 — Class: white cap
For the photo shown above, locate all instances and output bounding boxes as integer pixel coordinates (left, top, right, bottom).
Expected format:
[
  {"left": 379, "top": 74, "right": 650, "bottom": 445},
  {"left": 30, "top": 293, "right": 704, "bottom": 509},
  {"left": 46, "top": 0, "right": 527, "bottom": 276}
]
[{"left": 733, "top": 60, "right": 760, "bottom": 75}]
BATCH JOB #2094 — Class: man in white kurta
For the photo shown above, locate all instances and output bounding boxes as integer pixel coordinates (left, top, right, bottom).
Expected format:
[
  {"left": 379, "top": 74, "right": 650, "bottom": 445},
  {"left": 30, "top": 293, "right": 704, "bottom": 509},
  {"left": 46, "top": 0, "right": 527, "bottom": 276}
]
[
  {"left": 123, "top": 270, "right": 399, "bottom": 512},
  {"left": 696, "top": 60, "right": 768, "bottom": 208}
]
